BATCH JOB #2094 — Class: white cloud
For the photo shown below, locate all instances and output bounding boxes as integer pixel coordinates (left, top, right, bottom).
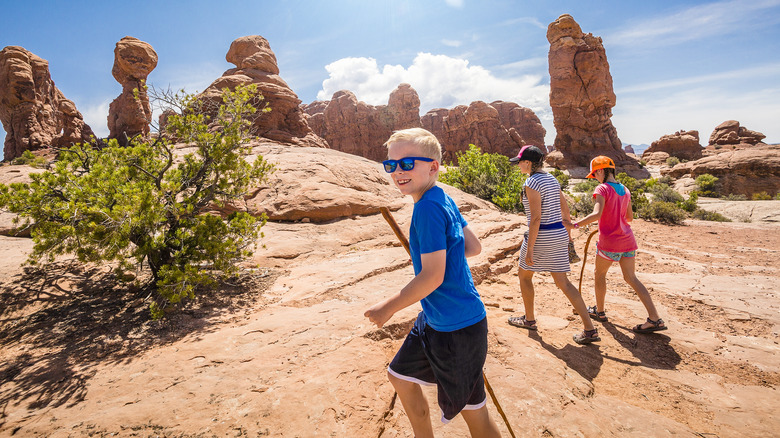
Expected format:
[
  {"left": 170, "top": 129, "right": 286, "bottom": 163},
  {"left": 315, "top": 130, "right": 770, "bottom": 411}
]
[
  {"left": 608, "top": 0, "right": 780, "bottom": 47},
  {"left": 316, "top": 53, "right": 554, "bottom": 143},
  {"left": 616, "top": 63, "right": 780, "bottom": 94},
  {"left": 81, "top": 99, "right": 112, "bottom": 138},
  {"left": 317, "top": 53, "right": 549, "bottom": 112},
  {"left": 441, "top": 39, "right": 462, "bottom": 48},
  {"left": 445, "top": 0, "right": 465, "bottom": 9}
]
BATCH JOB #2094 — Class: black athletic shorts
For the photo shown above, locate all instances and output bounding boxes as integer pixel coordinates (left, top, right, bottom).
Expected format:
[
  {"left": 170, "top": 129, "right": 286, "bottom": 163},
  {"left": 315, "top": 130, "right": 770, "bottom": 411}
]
[{"left": 388, "top": 312, "right": 488, "bottom": 422}]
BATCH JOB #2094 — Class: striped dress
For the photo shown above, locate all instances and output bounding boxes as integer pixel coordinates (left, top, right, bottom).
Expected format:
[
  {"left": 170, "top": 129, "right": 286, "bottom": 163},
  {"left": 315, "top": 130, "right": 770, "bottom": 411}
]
[{"left": 518, "top": 172, "right": 570, "bottom": 272}]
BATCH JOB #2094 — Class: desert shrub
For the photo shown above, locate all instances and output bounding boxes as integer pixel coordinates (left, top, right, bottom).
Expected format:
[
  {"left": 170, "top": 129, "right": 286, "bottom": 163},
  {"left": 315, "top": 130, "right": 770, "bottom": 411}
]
[
  {"left": 0, "top": 84, "right": 274, "bottom": 319},
  {"left": 679, "top": 192, "right": 698, "bottom": 213},
  {"left": 569, "top": 193, "right": 595, "bottom": 217},
  {"left": 648, "top": 184, "right": 684, "bottom": 204},
  {"left": 752, "top": 191, "right": 772, "bottom": 200},
  {"left": 573, "top": 179, "right": 599, "bottom": 193},
  {"left": 637, "top": 201, "right": 687, "bottom": 224},
  {"left": 776, "top": 193, "right": 780, "bottom": 200},
  {"left": 639, "top": 159, "right": 647, "bottom": 167},
  {"left": 695, "top": 174, "right": 719, "bottom": 197},
  {"left": 550, "top": 168, "right": 569, "bottom": 190},
  {"left": 691, "top": 208, "right": 731, "bottom": 222},
  {"left": 11, "top": 150, "right": 48, "bottom": 168},
  {"left": 666, "top": 156, "right": 680, "bottom": 167},
  {"left": 439, "top": 144, "right": 527, "bottom": 212},
  {"left": 723, "top": 193, "right": 748, "bottom": 201}
]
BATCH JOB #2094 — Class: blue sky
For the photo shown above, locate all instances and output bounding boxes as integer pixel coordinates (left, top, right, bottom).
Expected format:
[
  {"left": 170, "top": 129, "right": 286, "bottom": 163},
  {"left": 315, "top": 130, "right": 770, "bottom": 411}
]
[{"left": 2, "top": 0, "right": 779, "bottom": 160}]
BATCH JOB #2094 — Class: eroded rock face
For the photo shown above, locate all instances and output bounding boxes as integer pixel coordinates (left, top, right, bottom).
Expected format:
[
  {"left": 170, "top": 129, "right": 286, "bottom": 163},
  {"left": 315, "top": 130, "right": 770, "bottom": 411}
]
[
  {"left": 301, "top": 84, "right": 421, "bottom": 161},
  {"left": 421, "top": 100, "right": 545, "bottom": 163},
  {"left": 665, "top": 144, "right": 780, "bottom": 197},
  {"left": 546, "top": 14, "right": 645, "bottom": 177},
  {"left": 708, "top": 120, "right": 766, "bottom": 146},
  {"left": 200, "top": 36, "right": 326, "bottom": 148},
  {"left": 643, "top": 130, "right": 703, "bottom": 162},
  {"left": 107, "top": 37, "right": 157, "bottom": 142},
  {"left": 0, "top": 46, "right": 94, "bottom": 161}
]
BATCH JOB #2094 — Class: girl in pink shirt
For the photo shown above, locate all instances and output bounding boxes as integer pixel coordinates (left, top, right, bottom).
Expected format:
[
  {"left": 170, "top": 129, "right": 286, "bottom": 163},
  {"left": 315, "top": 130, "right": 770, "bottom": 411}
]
[{"left": 570, "top": 156, "right": 667, "bottom": 333}]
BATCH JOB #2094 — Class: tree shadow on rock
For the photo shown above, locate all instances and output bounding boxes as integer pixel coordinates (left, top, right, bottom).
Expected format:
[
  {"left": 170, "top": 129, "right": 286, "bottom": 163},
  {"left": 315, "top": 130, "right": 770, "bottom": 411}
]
[
  {"left": 526, "top": 330, "right": 605, "bottom": 382},
  {"left": 0, "top": 261, "right": 277, "bottom": 416}
]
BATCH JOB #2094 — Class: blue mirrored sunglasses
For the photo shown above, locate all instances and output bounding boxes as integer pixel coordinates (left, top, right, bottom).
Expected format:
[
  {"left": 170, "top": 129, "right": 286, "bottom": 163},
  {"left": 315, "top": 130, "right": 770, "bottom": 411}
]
[{"left": 382, "top": 156, "right": 434, "bottom": 173}]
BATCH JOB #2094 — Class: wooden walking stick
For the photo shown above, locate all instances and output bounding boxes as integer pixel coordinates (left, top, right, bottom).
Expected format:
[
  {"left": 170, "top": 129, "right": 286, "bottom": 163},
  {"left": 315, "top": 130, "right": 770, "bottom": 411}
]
[
  {"left": 379, "top": 206, "right": 516, "bottom": 438},
  {"left": 577, "top": 229, "right": 599, "bottom": 295}
]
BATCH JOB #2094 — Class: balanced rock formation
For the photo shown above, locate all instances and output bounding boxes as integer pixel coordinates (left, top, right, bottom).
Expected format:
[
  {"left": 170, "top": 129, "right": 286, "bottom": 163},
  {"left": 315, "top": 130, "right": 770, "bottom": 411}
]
[
  {"left": 107, "top": 37, "right": 157, "bottom": 143},
  {"left": 200, "top": 36, "right": 326, "bottom": 148},
  {"left": 546, "top": 14, "right": 645, "bottom": 177},
  {"left": 642, "top": 130, "right": 703, "bottom": 162},
  {"left": 0, "top": 46, "right": 94, "bottom": 161},
  {"left": 302, "top": 83, "right": 421, "bottom": 162},
  {"left": 665, "top": 144, "right": 780, "bottom": 197},
  {"left": 422, "top": 100, "right": 545, "bottom": 162},
  {"left": 708, "top": 120, "right": 766, "bottom": 147}
]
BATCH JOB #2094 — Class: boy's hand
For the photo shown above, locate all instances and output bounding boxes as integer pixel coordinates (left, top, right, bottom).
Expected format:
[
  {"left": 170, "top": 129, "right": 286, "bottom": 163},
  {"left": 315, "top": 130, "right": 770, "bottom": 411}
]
[{"left": 365, "top": 301, "right": 394, "bottom": 328}]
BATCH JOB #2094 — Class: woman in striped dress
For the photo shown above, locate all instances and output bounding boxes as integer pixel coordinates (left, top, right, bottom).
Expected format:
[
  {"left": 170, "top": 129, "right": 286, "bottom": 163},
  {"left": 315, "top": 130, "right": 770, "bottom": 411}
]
[{"left": 506, "top": 146, "right": 600, "bottom": 344}]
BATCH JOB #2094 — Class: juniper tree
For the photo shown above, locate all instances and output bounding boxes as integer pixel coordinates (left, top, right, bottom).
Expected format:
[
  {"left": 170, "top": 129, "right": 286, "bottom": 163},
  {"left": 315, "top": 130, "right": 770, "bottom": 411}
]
[{"left": 0, "top": 84, "right": 274, "bottom": 318}]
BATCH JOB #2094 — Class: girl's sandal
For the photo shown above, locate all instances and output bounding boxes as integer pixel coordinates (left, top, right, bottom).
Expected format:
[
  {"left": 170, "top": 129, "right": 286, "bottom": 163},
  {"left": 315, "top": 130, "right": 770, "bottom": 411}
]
[
  {"left": 573, "top": 329, "right": 601, "bottom": 344},
  {"left": 587, "top": 305, "right": 608, "bottom": 322},
  {"left": 632, "top": 318, "right": 668, "bottom": 333},
  {"left": 508, "top": 315, "right": 537, "bottom": 331}
]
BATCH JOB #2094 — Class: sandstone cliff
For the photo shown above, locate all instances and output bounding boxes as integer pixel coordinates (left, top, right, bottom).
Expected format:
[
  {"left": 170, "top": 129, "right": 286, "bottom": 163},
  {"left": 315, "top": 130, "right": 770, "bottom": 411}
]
[{"left": 0, "top": 46, "right": 94, "bottom": 161}]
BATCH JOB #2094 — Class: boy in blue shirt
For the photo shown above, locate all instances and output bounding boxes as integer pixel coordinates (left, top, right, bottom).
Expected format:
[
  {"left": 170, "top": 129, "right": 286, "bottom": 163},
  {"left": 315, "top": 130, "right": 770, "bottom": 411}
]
[{"left": 365, "top": 128, "right": 500, "bottom": 437}]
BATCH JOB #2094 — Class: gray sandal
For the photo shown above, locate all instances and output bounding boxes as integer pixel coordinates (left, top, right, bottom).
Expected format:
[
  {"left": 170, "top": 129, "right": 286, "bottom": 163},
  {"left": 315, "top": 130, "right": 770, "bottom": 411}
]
[{"left": 508, "top": 315, "right": 537, "bottom": 331}]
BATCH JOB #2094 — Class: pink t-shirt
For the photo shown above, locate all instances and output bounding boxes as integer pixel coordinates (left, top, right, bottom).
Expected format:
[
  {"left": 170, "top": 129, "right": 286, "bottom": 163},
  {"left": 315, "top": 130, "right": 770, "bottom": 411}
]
[{"left": 593, "top": 183, "right": 637, "bottom": 252}]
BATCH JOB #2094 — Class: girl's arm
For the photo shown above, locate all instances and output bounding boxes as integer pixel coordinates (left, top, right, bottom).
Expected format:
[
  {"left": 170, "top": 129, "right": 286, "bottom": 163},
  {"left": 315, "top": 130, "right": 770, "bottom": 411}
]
[
  {"left": 463, "top": 225, "right": 482, "bottom": 258},
  {"left": 524, "top": 186, "right": 542, "bottom": 266},
  {"left": 626, "top": 196, "right": 634, "bottom": 222},
  {"left": 364, "top": 249, "right": 446, "bottom": 328},
  {"left": 573, "top": 194, "right": 605, "bottom": 228}
]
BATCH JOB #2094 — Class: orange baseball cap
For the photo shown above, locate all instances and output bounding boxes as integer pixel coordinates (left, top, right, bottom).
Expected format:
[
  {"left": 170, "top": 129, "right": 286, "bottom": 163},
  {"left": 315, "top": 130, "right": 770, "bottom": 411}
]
[{"left": 586, "top": 156, "right": 615, "bottom": 179}]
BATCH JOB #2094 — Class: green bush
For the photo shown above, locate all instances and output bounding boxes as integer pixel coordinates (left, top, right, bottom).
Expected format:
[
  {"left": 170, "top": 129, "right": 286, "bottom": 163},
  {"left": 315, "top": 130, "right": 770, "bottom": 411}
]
[
  {"left": 11, "top": 150, "right": 48, "bottom": 168},
  {"left": 695, "top": 174, "right": 719, "bottom": 197},
  {"left": 439, "top": 144, "right": 527, "bottom": 212},
  {"left": 637, "top": 201, "right": 687, "bottom": 224},
  {"left": 0, "top": 84, "right": 274, "bottom": 319},
  {"left": 569, "top": 193, "right": 595, "bottom": 217},
  {"left": 691, "top": 208, "right": 731, "bottom": 222},
  {"left": 723, "top": 193, "right": 748, "bottom": 201},
  {"left": 679, "top": 192, "right": 699, "bottom": 213},
  {"left": 666, "top": 156, "right": 680, "bottom": 167},
  {"left": 648, "top": 184, "right": 684, "bottom": 204},
  {"left": 752, "top": 191, "right": 772, "bottom": 200},
  {"left": 573, "top": 179, "right": 599, "bottom": 193}
]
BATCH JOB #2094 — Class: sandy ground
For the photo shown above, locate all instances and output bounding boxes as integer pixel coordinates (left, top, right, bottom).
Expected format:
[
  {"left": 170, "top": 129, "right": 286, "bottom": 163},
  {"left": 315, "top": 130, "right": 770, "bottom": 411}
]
[{"left": 1, "top": 204, "right": 779, "bottom": 437}]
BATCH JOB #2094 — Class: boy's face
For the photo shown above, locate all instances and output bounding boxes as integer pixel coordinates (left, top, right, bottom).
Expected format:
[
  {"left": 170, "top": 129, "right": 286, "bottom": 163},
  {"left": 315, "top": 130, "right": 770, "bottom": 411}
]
[{"left": 386, "top": 140, "right": 439, "bottom": 202}]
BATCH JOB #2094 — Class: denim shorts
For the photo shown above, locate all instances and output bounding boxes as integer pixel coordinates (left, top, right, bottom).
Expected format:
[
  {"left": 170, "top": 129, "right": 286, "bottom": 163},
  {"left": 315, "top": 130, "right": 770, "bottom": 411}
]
[{"left": 388, "top": 312, "right": 488, "bottom": 423}]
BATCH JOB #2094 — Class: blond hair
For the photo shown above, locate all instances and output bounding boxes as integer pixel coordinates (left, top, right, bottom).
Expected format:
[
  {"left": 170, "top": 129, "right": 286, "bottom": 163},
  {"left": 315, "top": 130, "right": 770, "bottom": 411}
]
[{"left": 384, "top": 128, "right": 442, "bottom": 163}]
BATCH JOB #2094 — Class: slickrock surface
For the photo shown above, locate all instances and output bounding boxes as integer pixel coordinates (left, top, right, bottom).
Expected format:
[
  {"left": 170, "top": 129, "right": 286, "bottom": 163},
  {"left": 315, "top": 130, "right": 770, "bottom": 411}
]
[{"left": 1, "top": 144, "right": 779, "bottom": 436}]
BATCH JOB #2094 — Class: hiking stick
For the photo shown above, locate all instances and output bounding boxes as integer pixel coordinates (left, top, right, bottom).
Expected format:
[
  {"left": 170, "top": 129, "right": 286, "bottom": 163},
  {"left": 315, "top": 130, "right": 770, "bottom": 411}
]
[
  {"left": 379, "top": 206, "right": 516, "bottom": 438},
  {"left": 577, "top": 229, "right": 599, "bottom": 295}
]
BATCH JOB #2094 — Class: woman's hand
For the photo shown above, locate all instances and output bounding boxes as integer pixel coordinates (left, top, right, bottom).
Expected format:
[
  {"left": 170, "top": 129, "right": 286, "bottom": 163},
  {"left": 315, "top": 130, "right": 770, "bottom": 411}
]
[{"left": 525, "top": 247, "right": 535, "bottom": 266}]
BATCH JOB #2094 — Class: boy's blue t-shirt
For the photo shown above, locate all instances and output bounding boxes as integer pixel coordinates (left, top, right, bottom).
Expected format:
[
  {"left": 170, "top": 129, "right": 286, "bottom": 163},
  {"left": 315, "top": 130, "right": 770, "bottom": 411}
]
[{"left": 409, "top": 185, "right": 486, "bottom": 332}]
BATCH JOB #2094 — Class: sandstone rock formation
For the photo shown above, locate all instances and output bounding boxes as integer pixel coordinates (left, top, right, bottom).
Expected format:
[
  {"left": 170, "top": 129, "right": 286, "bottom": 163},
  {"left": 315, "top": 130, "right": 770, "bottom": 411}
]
[
  {"left": 0, "top": 46, "right": 94, "bottom": 161},
  {"left": 642, "top": 130, "right": 703, "bottom": 162},
  {"left": 301, "top": 83, "right": 421, "bottom": 162},
  {"left": 422, "top": 100, "right": 545, "bottom": 163},
  {"left": 665, "top": 144, "right": 780, "bottom": 197},
  {"left": 546, "top": 14, "right": 645, "bottom": 177},
  {"left": 107, "top": 37, "right": 157, "bottom": 143},
  {"left": 200, "top": 36, "right": 326, "bottom": 148},
  {"left": 708, "top": 120, "right": 766, "bottom": 147},
  {"left": 303, "top": 84, "right": 545, "bottom": 163},
  {"left": 624, "top": 145, "right": 635, "bottom": 155}
]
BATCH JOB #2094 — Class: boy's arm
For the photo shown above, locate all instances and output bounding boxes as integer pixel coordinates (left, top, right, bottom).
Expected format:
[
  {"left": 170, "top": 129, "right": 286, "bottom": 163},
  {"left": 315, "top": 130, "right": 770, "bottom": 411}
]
[
  {"left": 463, "top": 225, "right": 481, "bottom": 258},
  {"left": 364, "top": 249, "right": 446, "bottom": 328}
]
